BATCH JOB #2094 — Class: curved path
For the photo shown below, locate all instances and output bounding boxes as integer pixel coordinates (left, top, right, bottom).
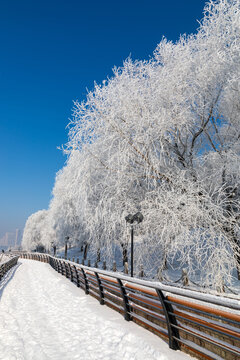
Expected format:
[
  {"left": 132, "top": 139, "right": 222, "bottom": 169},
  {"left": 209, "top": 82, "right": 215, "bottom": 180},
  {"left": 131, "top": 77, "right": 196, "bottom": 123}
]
[{"left": 0, "top": 259, "right": 190, "bottom": 360}]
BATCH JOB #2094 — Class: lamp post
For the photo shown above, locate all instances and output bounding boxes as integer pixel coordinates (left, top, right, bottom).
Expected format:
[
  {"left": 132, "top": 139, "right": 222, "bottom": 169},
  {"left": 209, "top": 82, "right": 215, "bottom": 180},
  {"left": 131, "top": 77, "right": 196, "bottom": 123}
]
[
  {"left": 51, "top": 242, "right": 56, "bottom": 256},
  {"left": 125, "top": 212, "right": 143, "bottom": 277},
  {"left": 53, "top": 244, "right": 56, "bottom": 256},
  {"left": 130, "top": 225, "right": 134, "bottom": 278},
  {"left": 65, "top": 236, "right": 69, "bottom": 259}
]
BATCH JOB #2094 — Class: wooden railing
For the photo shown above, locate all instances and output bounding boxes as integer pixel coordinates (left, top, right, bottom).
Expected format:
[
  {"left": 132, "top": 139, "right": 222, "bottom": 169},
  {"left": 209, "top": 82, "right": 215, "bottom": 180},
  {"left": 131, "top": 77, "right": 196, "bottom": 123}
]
[
  {"left": 19, "top": 252, "right": 240, "bottom": 360},
  {"left": 0, "top": 255, "right": 19, "bottom": 281}
]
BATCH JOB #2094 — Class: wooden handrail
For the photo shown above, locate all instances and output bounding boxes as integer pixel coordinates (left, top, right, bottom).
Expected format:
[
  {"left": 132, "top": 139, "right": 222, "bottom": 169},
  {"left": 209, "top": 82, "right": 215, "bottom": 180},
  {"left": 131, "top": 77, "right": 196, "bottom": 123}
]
[
  {"left": 167, "top": 296, "right": 240, "bottom": 323},
  {"left": 128, "top": 292, "right": 163, "bottom": 310},
  {"left": 174, "top": 309, "right": 240, "bottom": 338},
  {"left": 124, "top": 282, "right": 157, "bottom": 297}
]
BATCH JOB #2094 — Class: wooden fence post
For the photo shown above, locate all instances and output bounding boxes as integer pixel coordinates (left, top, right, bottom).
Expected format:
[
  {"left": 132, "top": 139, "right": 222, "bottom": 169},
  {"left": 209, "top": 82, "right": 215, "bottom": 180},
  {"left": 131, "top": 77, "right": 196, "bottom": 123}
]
[
  {"left": 139, "top": 265, "right": 144, "bottom": 278},
  {"left": 182, "top": 269, "right": 189, "bottom": 286}
]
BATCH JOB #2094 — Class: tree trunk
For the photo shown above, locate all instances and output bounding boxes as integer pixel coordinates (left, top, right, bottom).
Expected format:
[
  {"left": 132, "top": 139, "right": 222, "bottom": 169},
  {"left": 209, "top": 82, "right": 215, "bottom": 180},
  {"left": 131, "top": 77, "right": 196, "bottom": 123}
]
[
  {"left": 83, "top": 243, "right": 89, "bottom": 260},
  {"left": 223, "top": 184, "right": 240, "bottom": 279},
  {"left": 64, "top": 243, "right": 68, "bottom": 259},
  {"left": 121, "top": 243, "right": 128, "bottom": 265},
  {"left": 97, "top": 248, "right": 101, "bottom": 262},
  {"left": 163, "top": 253, "right": 168, "bottom": 270},
  {"left": 233, "top": 238, "right": 240, "bottom": 280},
  {"left": 223, "top": 224, "right": 240, "bottom": 280}
]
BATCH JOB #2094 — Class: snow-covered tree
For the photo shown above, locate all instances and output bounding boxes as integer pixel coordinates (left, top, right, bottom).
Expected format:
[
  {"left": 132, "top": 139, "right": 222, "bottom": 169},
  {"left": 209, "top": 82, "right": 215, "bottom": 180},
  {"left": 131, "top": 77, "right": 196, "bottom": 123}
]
[
  {"left": 22, "top": 0, "right": 240, "bottom": 289},
  {"left": 66, "top": 0, "right": 240, "bottom": 287},
  {"left": 22, "top": 210, "right": 49, "bottom": 251},
  {"left": 48, "top": 150, "right": 88, "bottom": 250}
]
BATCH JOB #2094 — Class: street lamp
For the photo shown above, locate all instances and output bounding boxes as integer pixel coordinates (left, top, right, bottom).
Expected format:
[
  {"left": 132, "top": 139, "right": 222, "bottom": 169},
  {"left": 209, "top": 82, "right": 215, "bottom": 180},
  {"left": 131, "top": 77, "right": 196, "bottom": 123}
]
[
  {"left": 65, "top": 236, "right": 69, "bottom": 259},
  {"left": 51, "top": 241, "right": 56, "bottom": 256},
  {"left": 125, "top": 212, "right": 144, "bottom": 277}
]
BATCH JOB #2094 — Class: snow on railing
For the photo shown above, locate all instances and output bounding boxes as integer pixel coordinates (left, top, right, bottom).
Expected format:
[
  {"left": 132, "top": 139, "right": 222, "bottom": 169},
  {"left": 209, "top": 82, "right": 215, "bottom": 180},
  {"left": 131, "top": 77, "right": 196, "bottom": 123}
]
[
  {"left": 0, "top": 255, "right": 19, "bottom": 280},
  {"left": 18, "top": 252, "right": 240, "bottom": 360}
]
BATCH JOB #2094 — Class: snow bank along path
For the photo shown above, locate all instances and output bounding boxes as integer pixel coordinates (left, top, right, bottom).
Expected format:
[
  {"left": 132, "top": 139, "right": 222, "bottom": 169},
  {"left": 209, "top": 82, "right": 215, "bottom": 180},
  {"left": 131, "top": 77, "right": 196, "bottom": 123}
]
[{"left": 0, "top": 259, "right": 191, "bottom": 360}]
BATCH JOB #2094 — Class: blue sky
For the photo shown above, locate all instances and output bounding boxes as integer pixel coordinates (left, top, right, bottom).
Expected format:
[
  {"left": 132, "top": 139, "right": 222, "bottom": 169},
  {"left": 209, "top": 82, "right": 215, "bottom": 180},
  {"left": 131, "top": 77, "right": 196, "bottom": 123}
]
[{"left": 0, "top": 0, "right": 206, "bottom": 238}]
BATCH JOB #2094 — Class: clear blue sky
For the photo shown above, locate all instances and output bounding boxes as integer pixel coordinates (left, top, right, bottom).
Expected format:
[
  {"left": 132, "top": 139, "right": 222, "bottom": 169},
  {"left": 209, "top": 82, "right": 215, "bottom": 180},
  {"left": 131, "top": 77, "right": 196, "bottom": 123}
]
[{"left": 0, "top": 0, "right": 206, "bottom": 238}]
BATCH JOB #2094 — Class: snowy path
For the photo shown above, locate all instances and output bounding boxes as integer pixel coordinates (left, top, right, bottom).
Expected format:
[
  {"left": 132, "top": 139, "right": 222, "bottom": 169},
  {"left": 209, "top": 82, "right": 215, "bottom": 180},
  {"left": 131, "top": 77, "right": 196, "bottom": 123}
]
[{"left": 0, "top": 260, "right": 191, "bottom": 360}]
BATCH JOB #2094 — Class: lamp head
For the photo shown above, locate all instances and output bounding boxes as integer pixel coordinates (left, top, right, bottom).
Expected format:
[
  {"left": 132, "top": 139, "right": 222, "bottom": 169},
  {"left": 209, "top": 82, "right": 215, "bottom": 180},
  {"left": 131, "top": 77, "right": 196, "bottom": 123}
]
[
  {"left": 125, "top": 212, "right": 143, "bottom": 224},
  {"left": 125, "top": 214, "right": 134, "bottom": 224},
  {"left": 133, "top": 212, "right": 144, "bottom": 224}
]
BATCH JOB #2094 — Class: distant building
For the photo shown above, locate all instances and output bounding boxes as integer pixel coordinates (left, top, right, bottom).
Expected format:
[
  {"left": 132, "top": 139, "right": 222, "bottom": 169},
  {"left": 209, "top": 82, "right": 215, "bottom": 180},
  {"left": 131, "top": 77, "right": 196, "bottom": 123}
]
[{"left": 0, "top": 229, "right": 22, "bottom": 249}]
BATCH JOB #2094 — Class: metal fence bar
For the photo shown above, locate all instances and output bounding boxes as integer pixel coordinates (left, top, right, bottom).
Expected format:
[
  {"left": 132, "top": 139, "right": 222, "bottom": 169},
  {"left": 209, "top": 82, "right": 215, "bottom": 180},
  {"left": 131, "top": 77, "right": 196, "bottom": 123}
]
[
  {"left": 64, "top": 262, "right": 68, "bottom": 278},
  {"left": 171, "top": 324, "right": 240, "bottom": 357},
  {"left": 117, "top": 278, "right": 131, "bottom": 321},
  {"left": 156, "top": 289, "right": 180, "bottom": 350},
  {"left": 60, "top": 260, "right": 64, "bottom": 275},
  {"left": 95, "top": 272, "right": 104, "bottom": 305},
  {"left": 0, "top": 256, "right": 19, "bottom": 281},
  {"left": 81, "top": 268, "right": 89, "bottom": 294},
  {"left": 56, "top": 259, "right": 61, "bottom": 273},
  {"left": 73, "top": 265, "right": 80, "bottom": 287},
  {"left": 69, "top": 263, "right": 73, "bottom": 282}
]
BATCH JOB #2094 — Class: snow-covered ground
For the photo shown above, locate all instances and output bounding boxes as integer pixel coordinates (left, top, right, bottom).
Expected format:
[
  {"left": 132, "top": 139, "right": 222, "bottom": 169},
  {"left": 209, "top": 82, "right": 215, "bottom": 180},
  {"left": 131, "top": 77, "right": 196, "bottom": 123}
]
[{"left": 0, "top": 259, "right": 192, "bottom": 360}]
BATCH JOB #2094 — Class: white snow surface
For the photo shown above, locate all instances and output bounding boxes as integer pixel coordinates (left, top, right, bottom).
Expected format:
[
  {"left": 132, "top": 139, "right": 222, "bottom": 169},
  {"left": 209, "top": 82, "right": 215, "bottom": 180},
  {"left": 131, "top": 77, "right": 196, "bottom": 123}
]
[{"left": 0, "top": 259, "right": 191, "bottom": 360}]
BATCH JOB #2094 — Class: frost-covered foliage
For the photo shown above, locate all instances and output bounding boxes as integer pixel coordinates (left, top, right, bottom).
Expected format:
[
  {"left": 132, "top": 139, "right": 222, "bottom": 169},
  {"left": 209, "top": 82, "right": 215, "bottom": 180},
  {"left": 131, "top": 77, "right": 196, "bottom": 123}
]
[
  {"left": 48, "top": 150, "right": 90, "bottom": 248},
  {"left": 23, "top": 0, "right": 240, "bottom": 289},
  {"left": 22, "top": 210, "right": 49, "bottom": 251}
]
